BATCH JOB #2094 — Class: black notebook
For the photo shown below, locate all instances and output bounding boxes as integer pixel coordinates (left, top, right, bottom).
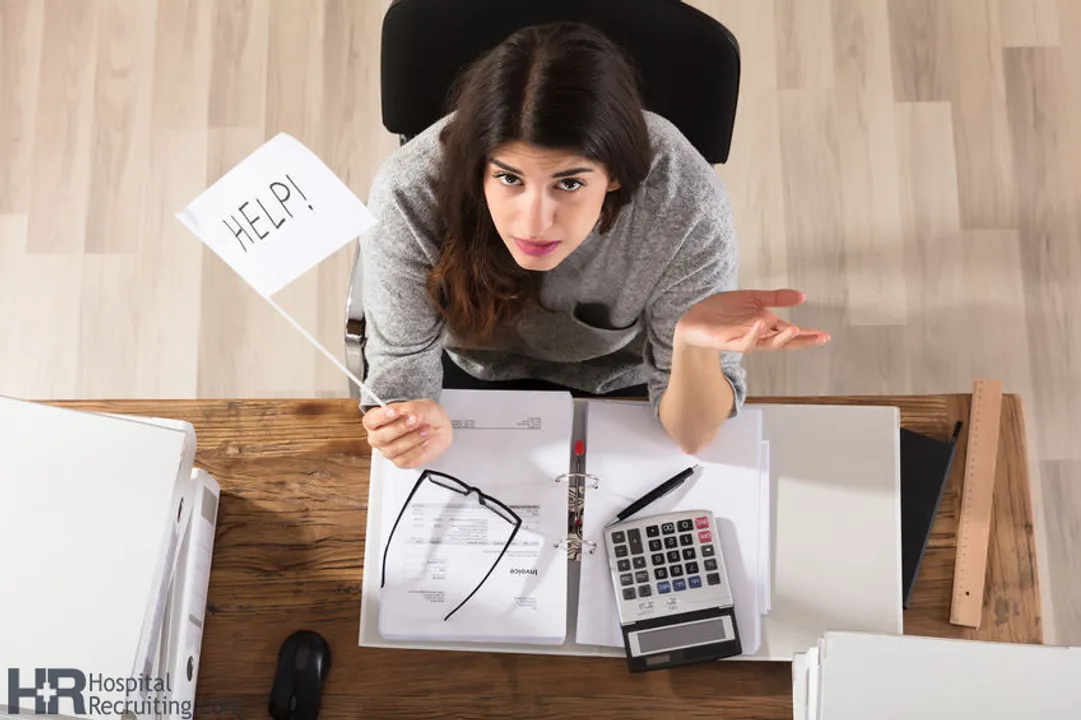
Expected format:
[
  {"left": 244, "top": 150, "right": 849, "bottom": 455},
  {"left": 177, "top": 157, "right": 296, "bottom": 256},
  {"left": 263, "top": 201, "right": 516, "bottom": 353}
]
[{"left": 900, "top": 421, "right": 962, "bottom": 608}]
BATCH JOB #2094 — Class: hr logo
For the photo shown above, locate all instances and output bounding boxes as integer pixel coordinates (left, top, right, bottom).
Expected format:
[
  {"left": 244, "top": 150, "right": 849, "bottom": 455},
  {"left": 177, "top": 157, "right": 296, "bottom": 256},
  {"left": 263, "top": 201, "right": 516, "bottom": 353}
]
[{"left": 6, "top": 668, "right": 86, "bottom": 715}]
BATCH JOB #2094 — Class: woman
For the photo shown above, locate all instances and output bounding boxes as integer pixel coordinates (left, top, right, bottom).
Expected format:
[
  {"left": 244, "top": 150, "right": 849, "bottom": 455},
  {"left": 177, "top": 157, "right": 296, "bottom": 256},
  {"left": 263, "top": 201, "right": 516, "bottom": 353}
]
[{"left": 360, "top": 22, "right": 828, "bottom": 469}]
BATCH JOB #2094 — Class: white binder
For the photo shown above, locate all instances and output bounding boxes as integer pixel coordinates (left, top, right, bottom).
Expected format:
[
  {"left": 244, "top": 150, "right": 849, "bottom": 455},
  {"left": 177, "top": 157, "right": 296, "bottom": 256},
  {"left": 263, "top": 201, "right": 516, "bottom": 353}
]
[{"left": 0, "top": 397, "right": 219, "bottom": 720}]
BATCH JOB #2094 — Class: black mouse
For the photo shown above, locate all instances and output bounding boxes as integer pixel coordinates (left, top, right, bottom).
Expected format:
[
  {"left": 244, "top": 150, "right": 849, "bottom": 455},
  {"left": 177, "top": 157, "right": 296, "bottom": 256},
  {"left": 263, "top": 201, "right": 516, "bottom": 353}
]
[{"left": 269, "top": 630, "right": 332, "bottom": 720}]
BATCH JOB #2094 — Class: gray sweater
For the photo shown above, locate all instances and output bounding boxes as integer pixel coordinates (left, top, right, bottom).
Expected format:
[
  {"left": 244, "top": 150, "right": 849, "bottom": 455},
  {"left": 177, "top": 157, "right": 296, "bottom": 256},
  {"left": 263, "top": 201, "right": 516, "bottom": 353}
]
[{"left": 359, "top": 110, "right": 747, "bottom": 416}]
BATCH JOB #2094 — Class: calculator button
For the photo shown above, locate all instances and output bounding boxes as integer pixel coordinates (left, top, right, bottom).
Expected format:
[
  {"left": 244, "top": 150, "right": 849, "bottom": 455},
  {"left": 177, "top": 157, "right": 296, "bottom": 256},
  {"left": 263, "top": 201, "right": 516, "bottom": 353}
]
[
  {"left": 614, "top": 545, "right": 628, "bottom": 558},
  {"left": 648, "top": 539, "right": 662, "bottom": 552},
  {"left": 651, "top": 553, "right": 665, "bottom": 566},
  {"left": 632, "top": 556, "right": 646, "bottom": 569},
  {"left": 617, "top": 559, "right": 631, "bottom": 572},
  {"left": 661, "top": 522, "right": 675, "bottom": 535},
  {"left": 646, "top": 525, "right": 660, "bottom": 538},
  {"left": 635, "top": 570, "right": 650, "bottom": 584},
  {"left": 627, "top": 529, "right": 644, "bottom": 555},
  {"left": 667, "top": 550, "right": 680, "bottom": 563},
  {"left": 701, "top": 544, "right": 716, "bottom": 557},
  {"left": 686, "top": 561, "right": 699, "bottom": 574},
  {"left": 669, "top": 565, "right": 684, "bottom": 577},
  {"left": 638, "top": 585, "right": 652, "bottom": 598},
  {"left": 688, "top": 576, "right": 702, "bottom": 589},
  {"left": 682, "top": 548, "right": 696, "bottom": 561},
  {"left": 673, "top": 578, "right": 687, "bottom": 591},
  {"left": 677, "top": 519, "right": 694, "bottom": 532},
  {"left": 664, "top": 536, "right": 678, "bottom": 549},
  {"left": 695, "top": 515, "right": 710, "bottom": 529},
  {"left": 679, "top": 534, "right": 694, "bottom": 547},
  {"left": 707, "top": 573, "right": 721, "bottom": 586},
  {"left": 698, "top": 530, "right": 713, "bottom": 543},
  {"left": 623, "top": 587, "right": 637, "bottom": 600},
  {"left": 704, "top": 558, "right": 718, "bottom": 571},
  {"left": 611, "top": 531, "right": 625, "bottom": 544},
  {"left": 657, "top": 581, "right": 671, "bottom": 594},
  {"left": 654, "top": 567, "right": 668, "bottom": 580},
  {"left": 620, "top": 573, "right": 633, "bottom": 586}
]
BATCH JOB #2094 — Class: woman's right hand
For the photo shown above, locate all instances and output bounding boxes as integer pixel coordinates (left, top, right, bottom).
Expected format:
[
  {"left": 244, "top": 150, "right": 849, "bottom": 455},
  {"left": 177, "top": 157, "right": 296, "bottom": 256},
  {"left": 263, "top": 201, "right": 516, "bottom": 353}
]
[{"left": 362, "top": 399, "right": 454, "bottom": 469}]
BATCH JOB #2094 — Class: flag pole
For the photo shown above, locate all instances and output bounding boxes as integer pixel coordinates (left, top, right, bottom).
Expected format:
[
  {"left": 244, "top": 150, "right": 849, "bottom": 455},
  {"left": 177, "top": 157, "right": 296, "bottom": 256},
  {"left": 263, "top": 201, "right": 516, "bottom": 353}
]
[{"left": 264, "top": 294, "right": 387, "bottom": 408}]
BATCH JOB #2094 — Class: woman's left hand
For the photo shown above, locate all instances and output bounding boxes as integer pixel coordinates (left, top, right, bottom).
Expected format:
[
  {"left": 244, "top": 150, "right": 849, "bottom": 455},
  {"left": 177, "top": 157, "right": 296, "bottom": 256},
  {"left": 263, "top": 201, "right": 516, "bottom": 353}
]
[{"left": 674, "top": 289, "right": 831, "bottom": 353}]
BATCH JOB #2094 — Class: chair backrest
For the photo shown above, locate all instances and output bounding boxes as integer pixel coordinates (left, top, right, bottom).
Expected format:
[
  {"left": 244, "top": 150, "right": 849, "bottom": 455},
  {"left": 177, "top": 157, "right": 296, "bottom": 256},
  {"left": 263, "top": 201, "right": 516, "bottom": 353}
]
[{"left": 380, "top": 0, "right": 740, "bottom": 164}]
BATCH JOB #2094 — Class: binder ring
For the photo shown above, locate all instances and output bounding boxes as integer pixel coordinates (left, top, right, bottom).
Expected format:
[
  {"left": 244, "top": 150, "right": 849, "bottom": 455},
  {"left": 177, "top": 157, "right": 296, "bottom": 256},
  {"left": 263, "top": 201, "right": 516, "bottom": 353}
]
[
  {"left": 551, "top": 537, "right": 597, "bottom": 555},
  {"left": 554, "top": 471, "right": 599, "bottom": 489}
]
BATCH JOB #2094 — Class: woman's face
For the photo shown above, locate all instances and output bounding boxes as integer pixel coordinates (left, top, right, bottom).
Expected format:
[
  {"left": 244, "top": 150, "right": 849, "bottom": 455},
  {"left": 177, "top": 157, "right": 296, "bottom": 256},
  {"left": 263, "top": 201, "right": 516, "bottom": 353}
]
[{"left": 483, "top": 141, "right": 621, "bottom": 271}]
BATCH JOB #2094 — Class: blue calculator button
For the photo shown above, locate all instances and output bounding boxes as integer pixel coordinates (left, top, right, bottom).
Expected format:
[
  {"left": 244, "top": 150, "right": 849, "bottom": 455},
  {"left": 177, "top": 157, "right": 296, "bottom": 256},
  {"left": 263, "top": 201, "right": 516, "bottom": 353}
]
[
  {"left": 688, "top": 576, "right": 702, "bottom": 589},
  {"left": 657, "top": 581, "right": 671, "bottom": 594},
  {"left": 673, "top": 579, "right": 687, "bottom": 592}
]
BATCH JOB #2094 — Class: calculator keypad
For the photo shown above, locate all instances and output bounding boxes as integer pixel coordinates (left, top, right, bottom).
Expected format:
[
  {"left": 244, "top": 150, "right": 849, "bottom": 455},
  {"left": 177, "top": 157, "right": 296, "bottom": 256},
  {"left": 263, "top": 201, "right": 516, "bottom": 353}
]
[{"left": 608, "top": 511, "right": 730, "bottom": 617}]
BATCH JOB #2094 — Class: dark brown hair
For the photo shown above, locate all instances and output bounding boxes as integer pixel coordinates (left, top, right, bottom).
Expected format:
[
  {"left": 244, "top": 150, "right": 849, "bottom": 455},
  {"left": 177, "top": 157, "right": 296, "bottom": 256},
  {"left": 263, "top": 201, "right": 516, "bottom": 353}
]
[{"left": 427, "top": 22, "right": 652, "bottom": 346}]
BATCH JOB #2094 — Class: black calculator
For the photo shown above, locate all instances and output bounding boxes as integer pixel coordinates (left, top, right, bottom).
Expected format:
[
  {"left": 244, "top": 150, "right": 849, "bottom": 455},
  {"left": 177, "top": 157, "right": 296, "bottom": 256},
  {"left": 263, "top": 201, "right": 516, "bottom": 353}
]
[{"left": 603, "top": 509, "right": 742, "bottom": 672}]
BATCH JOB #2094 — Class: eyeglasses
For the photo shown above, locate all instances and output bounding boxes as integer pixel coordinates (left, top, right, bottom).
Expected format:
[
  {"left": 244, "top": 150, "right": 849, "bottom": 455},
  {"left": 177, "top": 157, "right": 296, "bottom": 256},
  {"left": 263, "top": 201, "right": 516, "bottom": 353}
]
[{"left": 380, "top": 469, "right": 523, "bottom": 621}]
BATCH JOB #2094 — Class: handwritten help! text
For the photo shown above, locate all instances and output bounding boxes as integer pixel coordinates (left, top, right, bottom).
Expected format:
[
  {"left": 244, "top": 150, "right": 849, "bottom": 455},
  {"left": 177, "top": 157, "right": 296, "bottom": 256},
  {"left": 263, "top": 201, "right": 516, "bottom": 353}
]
[{"left": 221, "top": 174, "right": 314, "bottom": 253}]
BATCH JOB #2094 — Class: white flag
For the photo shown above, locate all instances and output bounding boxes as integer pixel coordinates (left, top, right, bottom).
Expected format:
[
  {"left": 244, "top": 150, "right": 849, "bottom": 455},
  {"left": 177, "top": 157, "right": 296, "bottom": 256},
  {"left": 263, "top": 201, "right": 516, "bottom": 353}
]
[{"left": 176, "top": 133, "right": 376, "bottom": 298}]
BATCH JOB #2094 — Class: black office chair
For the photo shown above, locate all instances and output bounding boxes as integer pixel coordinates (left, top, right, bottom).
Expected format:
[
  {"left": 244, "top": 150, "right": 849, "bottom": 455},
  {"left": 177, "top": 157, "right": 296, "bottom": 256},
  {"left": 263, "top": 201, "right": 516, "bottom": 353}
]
[{"left": 345, "top": 0, "right": 741, "bottom": 396}]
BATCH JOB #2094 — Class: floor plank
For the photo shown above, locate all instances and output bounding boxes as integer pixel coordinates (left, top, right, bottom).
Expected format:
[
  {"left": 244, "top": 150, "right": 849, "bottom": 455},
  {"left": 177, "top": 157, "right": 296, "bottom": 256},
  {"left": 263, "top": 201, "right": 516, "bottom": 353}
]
[{"left": 0, "top": 0, "right": 44, "bottom": 214}]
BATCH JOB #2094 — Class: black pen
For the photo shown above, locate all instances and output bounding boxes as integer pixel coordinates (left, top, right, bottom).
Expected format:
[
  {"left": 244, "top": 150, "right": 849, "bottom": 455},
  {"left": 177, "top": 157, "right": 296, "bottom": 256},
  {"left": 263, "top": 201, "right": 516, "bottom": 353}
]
[{"left": 611, "top": 464, "right": 700, "bottom": 524}]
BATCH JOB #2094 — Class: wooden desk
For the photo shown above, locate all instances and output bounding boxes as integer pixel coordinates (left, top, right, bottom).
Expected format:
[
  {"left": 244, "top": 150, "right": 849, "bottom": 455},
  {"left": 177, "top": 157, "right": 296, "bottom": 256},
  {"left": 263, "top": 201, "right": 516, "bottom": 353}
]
[{"left": 53, "top": 393, "right": 1041, "bottom": 719}]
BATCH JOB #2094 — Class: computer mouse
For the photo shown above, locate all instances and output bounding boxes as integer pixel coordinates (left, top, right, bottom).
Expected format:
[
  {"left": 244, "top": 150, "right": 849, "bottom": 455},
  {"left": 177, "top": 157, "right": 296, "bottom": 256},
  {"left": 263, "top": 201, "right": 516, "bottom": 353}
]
[{"left": 268, "top": 630, "right": 332, "bottom": 720}]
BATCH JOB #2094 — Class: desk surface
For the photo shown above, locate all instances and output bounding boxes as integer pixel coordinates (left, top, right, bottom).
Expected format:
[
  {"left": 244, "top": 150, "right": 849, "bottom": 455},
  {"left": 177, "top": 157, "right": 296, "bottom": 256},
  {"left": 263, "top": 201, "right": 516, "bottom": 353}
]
[{"left": 52, "top": 393, "right": 1041, "bottom": 720}]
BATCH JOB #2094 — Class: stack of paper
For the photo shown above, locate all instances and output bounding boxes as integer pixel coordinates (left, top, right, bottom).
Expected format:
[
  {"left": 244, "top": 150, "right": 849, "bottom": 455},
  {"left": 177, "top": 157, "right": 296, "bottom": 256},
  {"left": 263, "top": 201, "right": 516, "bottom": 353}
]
[
  {"left": 793, "top": 631, "right": 1081, "bottom": 719},
  {"left": 0, "top": 396, "right": 220, "bottom": 720},
  {"left": 575, "top": 402, "right": 772, "bottom": 655},
  {"left": 376, "top": 390, "right": 574, "bottom": 645}
]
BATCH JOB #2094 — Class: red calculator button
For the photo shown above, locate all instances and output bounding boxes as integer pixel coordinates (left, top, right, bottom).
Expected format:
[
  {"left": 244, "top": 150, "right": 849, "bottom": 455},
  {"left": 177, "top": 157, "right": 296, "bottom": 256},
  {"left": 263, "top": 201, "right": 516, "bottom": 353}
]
[
  {"left": 698, "top": 530, "right": 712, "bottom": 543},
  {"left": 695, "top": 516, "right": 710, "bottom": 529}
]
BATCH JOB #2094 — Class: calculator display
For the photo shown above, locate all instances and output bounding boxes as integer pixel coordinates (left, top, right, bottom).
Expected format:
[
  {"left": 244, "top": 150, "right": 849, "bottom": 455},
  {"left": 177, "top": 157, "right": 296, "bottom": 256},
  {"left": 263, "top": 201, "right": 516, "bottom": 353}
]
[{"left": 632, "top": 615, "right": 735, "bottom": 654}]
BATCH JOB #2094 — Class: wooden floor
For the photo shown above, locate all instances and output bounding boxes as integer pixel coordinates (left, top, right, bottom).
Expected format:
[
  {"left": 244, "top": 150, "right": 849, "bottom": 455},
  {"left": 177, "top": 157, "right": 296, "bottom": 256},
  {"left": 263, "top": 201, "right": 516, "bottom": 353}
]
[{"left": 1, "top": 0, "right": 1078, "bottom": 644}]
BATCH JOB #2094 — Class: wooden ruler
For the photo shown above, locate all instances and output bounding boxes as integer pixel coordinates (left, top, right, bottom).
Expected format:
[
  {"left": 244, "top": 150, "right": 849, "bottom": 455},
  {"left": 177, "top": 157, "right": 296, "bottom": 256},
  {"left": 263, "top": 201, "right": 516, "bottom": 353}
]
[{"left": 950, "top": 378, "right": 1004, "bottom": 627}]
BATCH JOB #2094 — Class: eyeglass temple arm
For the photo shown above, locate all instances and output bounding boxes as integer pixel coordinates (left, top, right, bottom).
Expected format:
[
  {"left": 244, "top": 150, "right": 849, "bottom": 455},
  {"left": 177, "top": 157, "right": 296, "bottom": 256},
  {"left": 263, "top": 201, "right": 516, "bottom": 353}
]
[{"left": 442, "top": 520, "right": 523, "bottom": 621}]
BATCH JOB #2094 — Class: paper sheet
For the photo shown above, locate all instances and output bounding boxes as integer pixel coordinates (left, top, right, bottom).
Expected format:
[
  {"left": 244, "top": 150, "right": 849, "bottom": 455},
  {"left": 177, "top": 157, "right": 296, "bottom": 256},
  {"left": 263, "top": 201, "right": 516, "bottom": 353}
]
[
  {"left": 759, "top": 440, "right": 771, "bottom": 614},
  {"left": 376, "top": 390, "right": 573, "bottom": 644},
  {"left": 574, "top": 402, "right": 765, "bottom": 654}
]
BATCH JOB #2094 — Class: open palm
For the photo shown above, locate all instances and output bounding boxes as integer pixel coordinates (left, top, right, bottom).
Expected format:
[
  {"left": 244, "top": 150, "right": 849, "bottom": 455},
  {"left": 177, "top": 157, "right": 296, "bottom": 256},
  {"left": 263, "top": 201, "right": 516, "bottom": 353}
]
[{"left": 674, "top": 289, "right": 830, "bottom": 353}]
